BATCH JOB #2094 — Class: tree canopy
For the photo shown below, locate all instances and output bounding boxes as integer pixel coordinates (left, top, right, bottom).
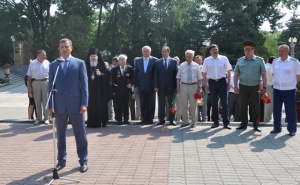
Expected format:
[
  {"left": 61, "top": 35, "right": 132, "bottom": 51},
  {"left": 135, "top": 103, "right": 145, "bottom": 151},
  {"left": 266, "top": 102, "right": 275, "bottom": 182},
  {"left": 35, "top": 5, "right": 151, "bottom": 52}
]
[{"left": 0, "top": 0, "right": 299, "bottom": 66}]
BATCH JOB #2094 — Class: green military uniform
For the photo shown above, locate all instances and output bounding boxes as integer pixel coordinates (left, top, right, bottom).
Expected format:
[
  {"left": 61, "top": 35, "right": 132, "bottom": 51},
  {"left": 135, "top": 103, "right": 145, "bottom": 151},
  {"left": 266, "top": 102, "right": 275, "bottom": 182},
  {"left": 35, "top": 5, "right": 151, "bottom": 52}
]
[
  {"left": 235, "top": 42, "right": 266, "bottom": 131},
  {"left": 235, "top": 55, "right": 266, "bottom": 86}
]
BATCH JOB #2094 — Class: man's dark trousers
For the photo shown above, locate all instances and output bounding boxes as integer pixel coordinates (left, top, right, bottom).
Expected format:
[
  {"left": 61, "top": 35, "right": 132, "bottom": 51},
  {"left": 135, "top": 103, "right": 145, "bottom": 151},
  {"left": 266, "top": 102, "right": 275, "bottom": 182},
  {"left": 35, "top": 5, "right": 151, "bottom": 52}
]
[
  {"left": 208, "top": 78, "right": 229, "bottom": 126},
  {"left": 239, "top": 84, "right": 260, "bottom": 126},
  {"left": 158, "top": 90, "right": 175, "bottom": 122}
]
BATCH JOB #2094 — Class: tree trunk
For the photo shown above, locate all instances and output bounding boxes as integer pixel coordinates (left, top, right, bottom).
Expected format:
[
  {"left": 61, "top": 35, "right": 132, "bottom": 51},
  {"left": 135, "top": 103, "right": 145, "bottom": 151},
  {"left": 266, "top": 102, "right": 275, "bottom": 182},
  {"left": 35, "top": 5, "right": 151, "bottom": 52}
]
[
  {"left": 111, "top": 0, "right": 118, "bottom": 57},
  {"left": 96, "top": 0, "right": 103, "bottom": 48}
]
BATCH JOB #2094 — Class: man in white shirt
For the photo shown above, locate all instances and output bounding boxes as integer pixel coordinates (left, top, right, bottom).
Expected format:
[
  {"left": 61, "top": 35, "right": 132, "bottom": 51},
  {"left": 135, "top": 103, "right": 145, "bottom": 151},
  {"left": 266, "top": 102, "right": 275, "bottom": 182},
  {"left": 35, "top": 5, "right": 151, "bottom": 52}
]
[
  {"left": 202, "top": 44, "right": 232, "bottom": 129},
  {"left": 27, "top": 50, "right": 50, "bottom": 125},
  {"left": 270, "top": 44, "right": 300, "bottom": 136},
  {"left": 264, "top": 56, "right": 275, "bottom": 122},
  {"left": 176, "top": 50, "right": 202, "bottom": 128},
  {"left": 228, "top": 67, "right": 240, "bottom": 122}
]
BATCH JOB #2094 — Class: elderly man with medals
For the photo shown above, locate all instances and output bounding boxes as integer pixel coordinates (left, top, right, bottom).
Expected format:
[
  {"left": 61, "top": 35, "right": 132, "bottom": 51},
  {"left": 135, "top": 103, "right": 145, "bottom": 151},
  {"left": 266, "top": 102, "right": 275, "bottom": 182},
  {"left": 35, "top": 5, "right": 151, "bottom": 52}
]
[
  {"left": 86, "top": 48, "right": 111, "bottom": 128},
  {"left": 111, "top": 54, "right": 134, "bottom": 124}
]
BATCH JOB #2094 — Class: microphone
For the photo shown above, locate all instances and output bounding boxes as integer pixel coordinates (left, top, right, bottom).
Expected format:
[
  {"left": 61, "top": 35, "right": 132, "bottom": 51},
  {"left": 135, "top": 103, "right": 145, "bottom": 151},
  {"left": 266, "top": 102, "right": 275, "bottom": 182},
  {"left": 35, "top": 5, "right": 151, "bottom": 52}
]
[{"left": 56, "top": 58, "right": 64, "bottom": 63}]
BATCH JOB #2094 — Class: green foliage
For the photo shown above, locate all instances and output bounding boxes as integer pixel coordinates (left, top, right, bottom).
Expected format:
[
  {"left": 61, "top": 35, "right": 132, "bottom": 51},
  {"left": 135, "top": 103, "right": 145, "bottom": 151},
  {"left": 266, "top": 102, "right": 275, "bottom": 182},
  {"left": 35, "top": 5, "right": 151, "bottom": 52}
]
[
  {"left": 56, "top": 0, "right": 94, "bottom": 19},
  {"left": 0, "top": 0, "right": 300, "bottom": 66},
  {"left": 205, "top": 0, "right": 285, "bottom": 63},
  {"left": 0, "top": 4, "right": 29, "bottom": 66},
  {"left": 279, "top": 12, "right": 300, "bottom": 59},
  {"left": 45, "top": 14, "right": 92, "bottom": 62},
  {"left": 262, "top": 31, "right": 280, "bottom": 59}
]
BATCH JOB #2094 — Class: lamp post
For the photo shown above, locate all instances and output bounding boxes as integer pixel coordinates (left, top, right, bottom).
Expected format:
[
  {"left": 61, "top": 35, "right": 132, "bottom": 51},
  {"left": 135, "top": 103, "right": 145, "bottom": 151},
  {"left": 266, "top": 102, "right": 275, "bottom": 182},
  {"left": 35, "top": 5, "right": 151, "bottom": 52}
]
[
  {"left": 288, "top": 37, "right": 297, "bottom": 58},
  {"left": 10, "top": 35, "right": 16, "bottom": 66}
]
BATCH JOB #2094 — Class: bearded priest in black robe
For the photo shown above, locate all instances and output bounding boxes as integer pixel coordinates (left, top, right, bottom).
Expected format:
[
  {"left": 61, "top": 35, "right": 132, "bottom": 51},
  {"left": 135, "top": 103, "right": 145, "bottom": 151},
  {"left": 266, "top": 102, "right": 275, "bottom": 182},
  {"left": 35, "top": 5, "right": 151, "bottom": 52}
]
[{"left": 86, "top": 48, "right": 111, "bottom": 128}]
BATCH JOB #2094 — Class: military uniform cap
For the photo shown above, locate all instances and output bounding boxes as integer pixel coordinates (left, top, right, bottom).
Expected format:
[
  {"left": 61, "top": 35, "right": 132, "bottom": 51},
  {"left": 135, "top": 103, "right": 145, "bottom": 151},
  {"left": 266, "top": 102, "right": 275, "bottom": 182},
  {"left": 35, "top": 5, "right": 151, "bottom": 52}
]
[{"left": 242, "top": 40, "right": 256, "bottom": 49}]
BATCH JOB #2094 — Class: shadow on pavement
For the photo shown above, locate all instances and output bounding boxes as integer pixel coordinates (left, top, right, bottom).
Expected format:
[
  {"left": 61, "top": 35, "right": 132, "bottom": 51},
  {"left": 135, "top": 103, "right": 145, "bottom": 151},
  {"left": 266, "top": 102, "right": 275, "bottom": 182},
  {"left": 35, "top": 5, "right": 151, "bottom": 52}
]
[
  {"left": 95, "top": 124, "right": 172, "bottom": 140},
  {"left": 171, "top": 127, "right": 223, "bottom": 143},
  {"left": 250, "top": 133, "right": 291, "bottom": 152},
  {"left": 7, "top": 167, "right": 79, "bottom": 185},
  {"left": 0, "top": 124, "right": 51, "bottom": 138},
  {"left": 207, "top": 129, "right": 259, "bottom": 149}
]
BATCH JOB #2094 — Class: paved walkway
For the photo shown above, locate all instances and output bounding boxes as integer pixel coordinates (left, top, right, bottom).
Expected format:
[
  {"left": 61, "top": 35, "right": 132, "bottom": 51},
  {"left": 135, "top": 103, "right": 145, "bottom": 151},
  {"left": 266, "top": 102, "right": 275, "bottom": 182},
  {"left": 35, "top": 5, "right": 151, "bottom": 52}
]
[
  {"left": 0, "top": 68, "right": 28, "bottom": 121},
  {"left": 1, "top": 69, "right": 300, "bottom": 185},
  {"left": 0, "top": 123, "right": 300, "bottom": 185}
]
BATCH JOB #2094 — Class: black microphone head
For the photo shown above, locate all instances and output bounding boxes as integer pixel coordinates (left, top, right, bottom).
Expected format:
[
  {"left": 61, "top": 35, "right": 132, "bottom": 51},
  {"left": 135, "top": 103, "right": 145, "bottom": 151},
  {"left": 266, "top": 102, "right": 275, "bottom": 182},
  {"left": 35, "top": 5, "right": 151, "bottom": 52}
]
[{"left": 57, "top": 58, "right": 64, "bottom": 63}]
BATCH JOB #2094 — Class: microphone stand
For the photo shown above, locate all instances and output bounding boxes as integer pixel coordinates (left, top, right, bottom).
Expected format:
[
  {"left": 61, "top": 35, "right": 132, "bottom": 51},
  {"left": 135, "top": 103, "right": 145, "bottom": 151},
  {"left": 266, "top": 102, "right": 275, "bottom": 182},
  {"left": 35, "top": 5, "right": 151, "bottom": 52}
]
[{"left": 44, "top": 59, "right": 80, "bottom": 184}]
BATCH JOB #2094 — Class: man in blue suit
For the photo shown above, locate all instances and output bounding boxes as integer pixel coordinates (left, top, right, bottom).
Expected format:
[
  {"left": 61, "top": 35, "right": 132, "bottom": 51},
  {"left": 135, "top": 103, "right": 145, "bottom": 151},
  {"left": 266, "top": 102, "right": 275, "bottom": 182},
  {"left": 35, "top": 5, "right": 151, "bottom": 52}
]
[
  {"left": 154, "top": 46, "right": 178, "bottom": 126},
  {"left": 134, "top": 46, "right": 157, "bottom": 124},
  {"left": 48, "top": 38, "right": 88, "bottom": 173}
]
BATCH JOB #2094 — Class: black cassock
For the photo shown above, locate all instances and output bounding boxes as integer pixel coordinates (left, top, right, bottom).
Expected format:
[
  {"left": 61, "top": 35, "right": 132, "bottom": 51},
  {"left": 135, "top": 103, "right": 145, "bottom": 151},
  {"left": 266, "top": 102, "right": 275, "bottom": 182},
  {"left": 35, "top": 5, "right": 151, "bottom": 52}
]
[{"left": 86, "top": 62, "right": 111, "bottom": 128}]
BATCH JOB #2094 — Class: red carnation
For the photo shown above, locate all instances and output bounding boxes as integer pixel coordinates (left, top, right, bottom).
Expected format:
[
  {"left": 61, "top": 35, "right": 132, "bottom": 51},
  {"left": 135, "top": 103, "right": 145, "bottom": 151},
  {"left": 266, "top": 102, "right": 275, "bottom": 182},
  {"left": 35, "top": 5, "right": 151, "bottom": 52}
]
[
  {"left": 194, "top": 92, "right": 202, "bottom": 100},
  {"left": 261, "top": 93, "right": 271, "bottom": 104},
  {"left": 170, "top": 108, "right": 177, "bottom": 114}
]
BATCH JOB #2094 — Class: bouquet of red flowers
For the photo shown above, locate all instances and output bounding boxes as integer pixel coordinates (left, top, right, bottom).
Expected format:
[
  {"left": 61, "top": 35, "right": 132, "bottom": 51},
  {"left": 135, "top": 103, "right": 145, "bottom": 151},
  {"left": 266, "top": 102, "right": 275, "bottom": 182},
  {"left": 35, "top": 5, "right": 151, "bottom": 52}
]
[
  {"left": 261, "top": 92, "right": 271, "bottom": 104},
  {"left": 170, "top": 107, "right": 177, "bottom": 114},
  {"left": 169, "top": 93, "right": 178, "bottom": 114},
  {"left": 194, "top": 92, "right": 203, "bottom": 105},
  {"left": 194, "top": 92, "right": 202, "bottom": 100}
]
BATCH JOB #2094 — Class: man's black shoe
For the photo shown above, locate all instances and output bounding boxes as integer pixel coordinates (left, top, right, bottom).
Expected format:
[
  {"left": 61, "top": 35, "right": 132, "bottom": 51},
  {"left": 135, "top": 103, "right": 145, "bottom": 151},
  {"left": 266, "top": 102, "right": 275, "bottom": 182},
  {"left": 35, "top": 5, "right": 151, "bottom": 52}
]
[
  {"left": 223, "top": 125, "right": 231, "bottom": 129},
  {"left": 191, "top": 123, "right": 197, "bottom": 128},
  {"left": 181, "top": 123, "right": 189, "bottom": 127},
  {"left": 157, "top": 120, "right": 165, "bottom": 125},
  {"left": 80, "top": 164, "right": 88, "bottom": 173},
  {"left": 236, "top": 125, "right": 247, "bottom": 130},
  {"left": 170, "top": 121, "right": 177, "bottom": 126},
  {"left": 270, "top": 129, "right": 281, "bottom": 134},
  {"left": 55, "top": 163, "right": 66, "bottom": 171},
  {"left": 148, "top": 120, "right": 154, "bottom": 124},
  {"left": 211, "top": 123, "right": 219, "bottom": 128},
  {"left": 289, "top": 132, "right": 296, "bottom": 136},
  {"left": 253, "top": 125, "right": 261, "bottom": 132}
]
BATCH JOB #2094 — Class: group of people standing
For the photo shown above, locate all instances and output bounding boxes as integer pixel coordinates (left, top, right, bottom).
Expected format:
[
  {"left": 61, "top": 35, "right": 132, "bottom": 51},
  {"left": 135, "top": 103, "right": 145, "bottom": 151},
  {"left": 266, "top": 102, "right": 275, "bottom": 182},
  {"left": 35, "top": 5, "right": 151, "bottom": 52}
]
[
  {"left": 85, "top": 40, "right": 300, "bottom": 139},
  {"left": 25, "top": 38, "right": 300, "bottom": 173}
]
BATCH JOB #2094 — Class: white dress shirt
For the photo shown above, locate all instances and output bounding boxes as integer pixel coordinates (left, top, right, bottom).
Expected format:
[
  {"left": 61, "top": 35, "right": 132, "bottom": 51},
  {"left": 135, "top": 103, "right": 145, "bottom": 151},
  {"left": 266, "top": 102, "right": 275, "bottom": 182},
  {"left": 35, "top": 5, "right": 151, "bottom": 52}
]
[
  {"left": 27, "top": 58, "right": 50, "bottom": 79},
  {"left": 176, "top": 61, "right": 202, "bottom": 83},
  {"left": 202, "top": 55, "right": 232, "bottom": 80},
  {"left": 271, "top": 56, "right": 300, "bottom": 90}
]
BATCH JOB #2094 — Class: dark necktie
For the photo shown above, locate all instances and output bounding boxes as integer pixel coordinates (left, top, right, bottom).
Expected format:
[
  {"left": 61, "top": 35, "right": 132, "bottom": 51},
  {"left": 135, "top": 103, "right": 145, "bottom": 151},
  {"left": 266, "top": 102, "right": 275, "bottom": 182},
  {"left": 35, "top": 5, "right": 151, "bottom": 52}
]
[
  {"left": 63, "top": 60, "right": 69, "bottom": 75},
  {"left": 164, "top": 59, "right": 168, "bottom": 72}
]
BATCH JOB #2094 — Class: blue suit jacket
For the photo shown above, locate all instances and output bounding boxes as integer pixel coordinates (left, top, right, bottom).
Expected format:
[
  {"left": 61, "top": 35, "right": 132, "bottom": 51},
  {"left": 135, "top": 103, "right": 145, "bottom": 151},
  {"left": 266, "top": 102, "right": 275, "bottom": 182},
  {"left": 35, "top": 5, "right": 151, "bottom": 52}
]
[
  {"left": 48, "top": 56, "right": 88, "bottom": 114},
  {"left": 154, "top": 58, "right": 178, "bottom": 90},
  {"left": 134, "top": 56, "right": 157, "bottom": 91}
]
